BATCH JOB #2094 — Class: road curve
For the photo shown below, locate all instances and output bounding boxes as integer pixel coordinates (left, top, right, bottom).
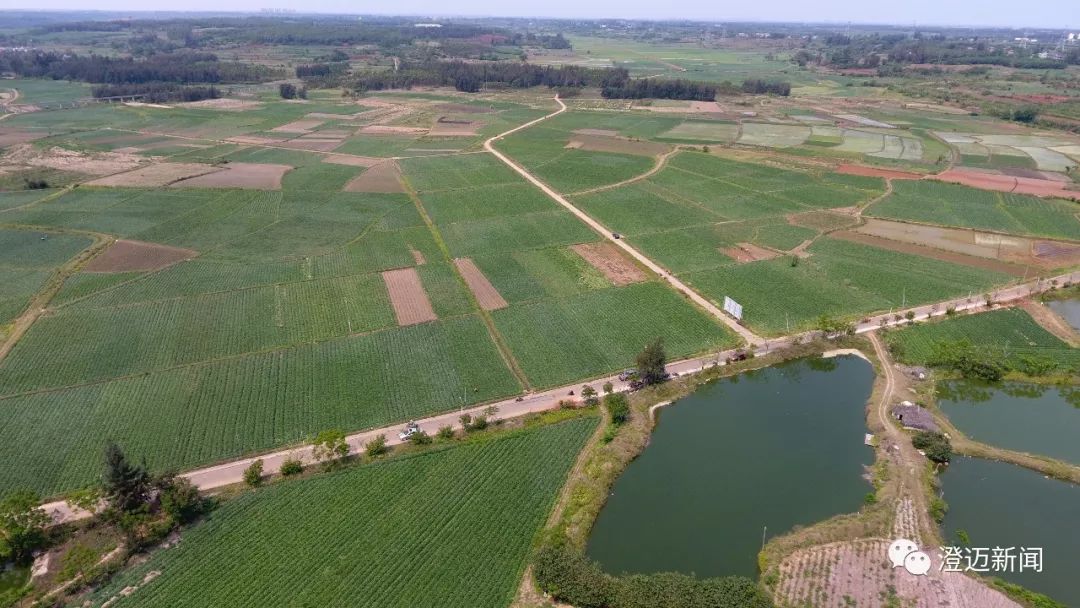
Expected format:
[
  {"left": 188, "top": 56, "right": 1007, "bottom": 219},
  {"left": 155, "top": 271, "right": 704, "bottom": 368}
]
[{"left": 483, "top": 96, "right": 764, "bottom": 346}]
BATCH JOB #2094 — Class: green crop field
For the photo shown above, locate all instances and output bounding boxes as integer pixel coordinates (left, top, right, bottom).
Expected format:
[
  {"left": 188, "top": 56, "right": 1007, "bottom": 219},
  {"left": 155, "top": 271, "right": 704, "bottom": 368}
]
[
  {"left": 867, "top": 181, "right": 1080, "bottom": 241},
  {"left": 681, "top": 238, "right": 1013, "bottom": 335},
  {"left": 493, "top": 282, "right": 737, "bottom": 388},
  {"left": 81, "top": 417, "right": 596, "bottom": 608},
  {"left": 885, "top": 308, "right": 1080, "bottom": 368},
  {"left": 0, "top": 229, "right": 91, "bottom": 324}
]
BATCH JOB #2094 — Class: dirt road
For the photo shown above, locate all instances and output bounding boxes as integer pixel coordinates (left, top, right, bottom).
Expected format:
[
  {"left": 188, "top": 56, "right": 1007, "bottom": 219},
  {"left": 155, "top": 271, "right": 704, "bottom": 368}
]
[{"left": 484, "top": 96, "right": 764, "bottom": 346}]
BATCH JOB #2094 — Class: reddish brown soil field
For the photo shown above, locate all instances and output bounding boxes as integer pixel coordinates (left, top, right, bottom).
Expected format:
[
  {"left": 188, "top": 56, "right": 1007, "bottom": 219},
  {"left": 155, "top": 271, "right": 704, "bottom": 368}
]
[
  {"left": 454, "top": 258, "right": 508, "bottom": 310},
  {"left": 87, "top": 163, "right": 219, "bottom": 187},
  {"left": 719, "top": 242, "right": 780, "bottom": 263},
  {"left": 322, "top": 154, "right": 381, "bottom": 168},
  {"left": 830, "top": 231, "right": 1029, "bottom": 276},
  {"left": 171, "top": 163, "right": 292, "bottom": 190},
  {"left": 342, "top": 162, "right": 403, "bottom": 193},
  {"left": 571, "top": 243, "right": 646, "bottom": 285},
  {"left": 83, "top": 240, "right": 197, "bottom": 273},
  {"left": 381, "top": 268, "right": 437, "bottom": 326},
  {"left": 835, "top": 164, "right": 922, "bottom": 180},
  {"left": 934, "top": 168, "right": 1078, "bottom": 199},
  {"left": 0, "top": 128, "right": 47, "bottom": 147}
]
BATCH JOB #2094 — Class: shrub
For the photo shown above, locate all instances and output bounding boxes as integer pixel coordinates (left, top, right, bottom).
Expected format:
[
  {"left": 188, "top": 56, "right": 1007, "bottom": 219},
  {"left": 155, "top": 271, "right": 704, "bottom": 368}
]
[
  {"left": 436, "top": 425, "right": 455, "bottom": 440},
  {"left": 604, "top": 393, "right": 631, "bottom": 425},
  {"left": 365, "top": 434, "right": 388, "bottom": 458},
  {"left": 280, "top": 458, "right": 303, "bottom": 476},
  {"left": 602, "top": 381, "right": 614, "bottom": 394},
  {"left": 312, "top": 429, "right": 350, "bottom": 465},
  {"left": 243, "top": 460, "right": 264, "bottom": 487},
  {"left": 929, "top": 496, "right": 949, "bottom": 523},
  {"left": 581, "top": 385, "right": 599, "bottom": 406},
  {"left": 912, "top": 431, "right": 952, "bottom": 464},
  {"left": 409, "top": 430, "right": 433, "bottom": 445},
  {"left": 156, "top": 474, "right": 205, "bottom": 524},
  {"left": 58, "top": 544, "right": 98, "bottom": 582}
]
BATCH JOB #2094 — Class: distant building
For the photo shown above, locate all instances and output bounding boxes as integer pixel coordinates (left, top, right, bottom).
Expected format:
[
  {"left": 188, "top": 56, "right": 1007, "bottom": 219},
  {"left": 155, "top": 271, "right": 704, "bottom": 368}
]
[
  {"left": 414, "top": 23, "right": 442, "bottom": 28},
  {"left": 893, "top": 402, "right": 938, "bottom": 433}
]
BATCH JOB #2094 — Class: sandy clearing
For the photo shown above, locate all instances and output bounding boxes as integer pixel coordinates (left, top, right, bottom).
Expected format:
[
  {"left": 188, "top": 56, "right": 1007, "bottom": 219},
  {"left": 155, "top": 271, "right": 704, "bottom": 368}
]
[
  {"left": 571, "top": 242, "right": 646, "bottom": 285},
  {"left": 176, "top": 98, "right": 262, "bottom": 111},
  {"left": 360, "top": 125, "right": 429, "bottom": 135},
  {"left": 83, "top": 240, "right": 197, "bottom": 272},
  {"left": 719, "top": 242, "right": 780, "bottom": 263},
  {"left": 170, "top": 162, "right": 291, "bottom": 190},
  {"left": 633, "top": 100, "right": 724, "bottom": 113},
  {"left": 270, "top": 119, "right": 325, "bottom": 134},
  {"left": 382, "top": 267, "right": 437, "bottom": 326},
  {"left": 564, "top": 133, "right": 668, "bottom": 157},
  {"left": 836, "top": 163, "right": 922, "bottom": 180},
  {"left": 454, "top": 258, "right": 507, "bottom": 310},
  {"left": 342, "top": 162, "right": 403, "bottom": 193},
  {"left": 321, "top": 154, "right": 382, "bottom": 167},
  {"left": 87, "top": 162, "right": 220, "bottom": 187},
  {"left": 934, "top": 168, "right": 1078, "bottom": 199},
  {"left": 225, "top": 135, "right": 286, "bottom": 145},
  {"left": 831, "top": 231, "right": 1030, "bottom": 276},
  {"left": 2, "top": 145, "right": 145, "bottom": 176}
]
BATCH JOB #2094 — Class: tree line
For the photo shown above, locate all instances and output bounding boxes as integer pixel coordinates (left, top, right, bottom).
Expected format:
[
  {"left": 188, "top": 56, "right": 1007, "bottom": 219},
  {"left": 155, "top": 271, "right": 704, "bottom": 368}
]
[
  {"left": 600, "top": 78, "right": 719, "bottom": 101},
  {"left": 349, "top": 60, "right": 630, "bottom": 93},
  {"left": 91, "top": 83, "right": 221, "bottom": 102},
  {"left": 0, "top": 50, "right": 279, "bottom": 85}
]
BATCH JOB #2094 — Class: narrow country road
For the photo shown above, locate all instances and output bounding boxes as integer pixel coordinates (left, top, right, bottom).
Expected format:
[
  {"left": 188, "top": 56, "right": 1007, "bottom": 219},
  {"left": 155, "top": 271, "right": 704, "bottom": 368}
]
[{"left": 483, "top": 95, "right": 764, "bottom": 346}]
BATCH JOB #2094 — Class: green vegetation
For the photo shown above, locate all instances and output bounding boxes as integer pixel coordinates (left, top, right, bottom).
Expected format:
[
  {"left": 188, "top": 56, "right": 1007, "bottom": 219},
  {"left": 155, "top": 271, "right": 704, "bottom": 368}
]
[
  {"left": 868, "top": 181, "right": 1080, "bottom": 241},
  {"left": 0, "top": 229, "right": 92, "bottom": 324},
  {"left": 912, "top": 431, "right": 953, "bottom": 464},
  {"left": 885, "top": 308, "right": 1080, "bottom": 374},
  {"left": 81, "top": 418, "right": 595, "bottom": 608}
]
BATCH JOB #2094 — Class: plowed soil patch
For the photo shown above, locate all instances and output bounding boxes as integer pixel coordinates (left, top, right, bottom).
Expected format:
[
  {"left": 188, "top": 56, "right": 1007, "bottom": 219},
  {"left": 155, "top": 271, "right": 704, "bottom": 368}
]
[
  {"left": 934, "top": 168, "right": 1078, "bottom": 199},
  {"left": 571, "top": 243, "right": 646, "bottom": 285},
  {"left": 836, "top": 164, "right": 922, "bottom": 180},
  {"left": 830, "top": 231, "right": 1029, "bottom": 276},
  {"left": 342, "top": 162, "right": 403, "bottom": 193},
  {"left": 435, "top": 103, "right": 494, "bottom": 114},
  {"left": 171, "top": 163, "right": 291, "bottom": 190},
  {"left": 84, "top": 240, "right": 197, "bottom": 273},
  {"left": 177, "top": 99, "right": 262, "bottom": 111},
  {"left": 322, "top": 154, "right": 382, "bottom": 168},
  {"left": 0, "top": 129, "right": 46, "bottom": 147},
  {"left": 87, "top": 163, "right": 219, "bottom": 187},
  {"left": 271, "top": 119, "right": 324, "bottom": 134},
  {"left": 454, "top": 258, "right": 507, "bottom": 310},
  {"left": 719, "top": 242, "right": 780, "bottom": 263},
  {"left": 382, "top": 267, "right": 436, "bottom": 326},
  {"left": 360, "top": 125, "right": 428, "bottom": 135}
]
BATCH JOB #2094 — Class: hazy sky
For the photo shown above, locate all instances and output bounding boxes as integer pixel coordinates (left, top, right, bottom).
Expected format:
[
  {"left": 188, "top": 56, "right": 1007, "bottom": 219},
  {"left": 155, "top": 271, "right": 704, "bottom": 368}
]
[{"left": 10, "top": 0, "right": 1078, "bottom": 29}]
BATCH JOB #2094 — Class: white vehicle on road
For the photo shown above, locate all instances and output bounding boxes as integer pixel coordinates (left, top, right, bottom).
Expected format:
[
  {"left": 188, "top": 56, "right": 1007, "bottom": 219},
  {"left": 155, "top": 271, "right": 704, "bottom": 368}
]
[{"left": 398, "top": 421, "right": 420, "bottom": 441}]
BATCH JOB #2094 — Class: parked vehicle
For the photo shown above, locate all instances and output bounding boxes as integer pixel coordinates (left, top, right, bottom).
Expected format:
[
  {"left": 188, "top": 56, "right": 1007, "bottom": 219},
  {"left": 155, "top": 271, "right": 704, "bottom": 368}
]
[{"left": 398, "top": 421, "right": 420, "bottom": 441}]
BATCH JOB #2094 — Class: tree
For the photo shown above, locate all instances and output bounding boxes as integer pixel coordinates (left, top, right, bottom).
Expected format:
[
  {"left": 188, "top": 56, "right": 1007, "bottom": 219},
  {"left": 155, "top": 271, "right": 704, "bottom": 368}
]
[
  {"left": 581, "top": 385, "right": 599, "bottom": 406},
  {"left": 912, "top": 431, "right": 952, "bottom": 464},
  {"left": 605, "top": 393, "right": 631, "bottom": 425},
  {"left": 102, "top": 442, "right": 150, "bottom": 513},
  {"left": 365, "top": 434, "right": 388, "bottom": 458},
  {"left": 0, "top": 491, "right": 49, "bottom": 562},
  {"left": 243, "top": 460, "right": 264, "bottom": 487},
  {"left": 635, "top": 337, "right": 667, "bottom": 385},
  {"left": 312, "top": 429, "right": 349, "bottom": 464},
  {"left": 155, "top": 474, "right": 204, "bottom": 524},
  {"left": 602, "top": 381, "right": 614, "bottom": 394},
  {"left": 816, "top": 314, "right": 854, "bottom": 337},
  {"left": 279, "top": 82, "right": 297, "bottom": 99},
  {"left": 409, "top": 430, "right": 433, "bottom": 445}
]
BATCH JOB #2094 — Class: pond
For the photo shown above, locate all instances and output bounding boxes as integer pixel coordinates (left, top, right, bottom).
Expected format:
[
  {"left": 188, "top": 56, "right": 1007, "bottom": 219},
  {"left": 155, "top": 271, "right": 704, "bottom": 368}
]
[
  {"left": 586, "top": 355, "right": 875, "bottom": 578},
  {"left": 941, "top": 457, "right": 1080, "bottom": 607},
  {"left": 938, "top": 381, "right": 1080, "bottom": 465},
  {"left": 1046, "top": 298, "right": 1080, "bottom": 332}
]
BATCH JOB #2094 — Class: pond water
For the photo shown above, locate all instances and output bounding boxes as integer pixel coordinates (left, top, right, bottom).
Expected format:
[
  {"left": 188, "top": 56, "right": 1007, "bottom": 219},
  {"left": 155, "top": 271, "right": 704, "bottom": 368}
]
[
  {"left": 586, "top": 355, "right": 875, "bottom": 578},
  {"left": 941, "top": 457, "right": 1080, "bottom": 607},
  {"left": 1046, "top": 298, "right": 1080, "bottom": 332},
  {"left": 938, "top": 381, "right": 1080, "bottom": 465}
]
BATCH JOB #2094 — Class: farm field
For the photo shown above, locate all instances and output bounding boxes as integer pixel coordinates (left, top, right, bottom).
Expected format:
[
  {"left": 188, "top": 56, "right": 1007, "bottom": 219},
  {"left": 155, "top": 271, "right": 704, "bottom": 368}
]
[
  {"left": 0, "top": 228, "right": 92, "bottom": 325},
  {"left": 884, "top": 307, "right": 1080, "bottom": 369},
  {"left": 81, "top": 417, "right": 596, "bottom": 608},
  {"left": 867, "top": 180, "right": 1080, "bottom": 241}
]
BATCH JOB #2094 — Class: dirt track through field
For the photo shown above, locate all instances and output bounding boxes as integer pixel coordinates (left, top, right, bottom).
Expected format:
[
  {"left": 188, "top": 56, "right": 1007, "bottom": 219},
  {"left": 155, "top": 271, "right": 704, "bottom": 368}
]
[
  {"left": 381, "top": 267, "right": 436, "bottom": 326},
  {"left": 454, "top": 258, "right": 507, "bottom": 310},
  {"left": 571, "top": 243, "right": 646, "bottom": 285}
]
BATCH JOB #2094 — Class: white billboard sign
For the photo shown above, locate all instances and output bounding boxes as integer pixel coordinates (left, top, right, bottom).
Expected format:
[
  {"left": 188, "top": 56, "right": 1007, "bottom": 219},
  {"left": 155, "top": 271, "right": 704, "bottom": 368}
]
[{"left": 722, "top": 296, "right": 743, "bottom": 320}]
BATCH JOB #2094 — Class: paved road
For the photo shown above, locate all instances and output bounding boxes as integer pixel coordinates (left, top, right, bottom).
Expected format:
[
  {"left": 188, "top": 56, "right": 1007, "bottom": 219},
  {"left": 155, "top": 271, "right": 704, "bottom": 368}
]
[{"left": 483, "top": 96, "right": 764, "bottom": 346}]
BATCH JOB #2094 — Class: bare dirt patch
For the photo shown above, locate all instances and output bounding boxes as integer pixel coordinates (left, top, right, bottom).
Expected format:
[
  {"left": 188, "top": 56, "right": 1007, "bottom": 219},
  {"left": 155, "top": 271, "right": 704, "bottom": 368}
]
[
  {"left": 934, "top": 168, "right": 1078, "bottom": 199},
  {"left": 836, "top": 163, "right": 923, "bottom": 180},
  {"left": 1019, "top": 300, "right": 1080, "bottom": 346},
  {"left": 382, "top": 267, "right": 436, "bottom": 326},
  {"left": 435, "top": 103, "right": 495, "bottom": 114},
  {"left": 225, "top": 135, "right": 286, "bottom": 145},
  {"left": 83, "top": 240, "right": 197, "bottom": 273},
  {"left": 271, "top": 119, "right": 325, "bottom": 134},
  {"left": 176, "top": 98, "right": 263, "bottom": 111},
  {"left": 634, "top": 100, "right": 725, "bottom": 114},
  {"left": 855, "top": 218, "right": 1080, "bottom": 269},
  {"left": 410, "top": 249, "right": 426, "bottom": 265},
  {"left": 321, "top": 154, "right": 382, "bottom": 168},
  {"left": 359, "top": 125, "right": 429, "bottom": 135},
  {"left": 572, "top": 128, "right": 620, "bottom": 137},
  {"left": 719, "top": 242, "right": 781, "bottom": 263},
  {"left": 342, "top": 162, "right": 403, "bottom": 193},
  {"left": 87, "top": 163, "right": 220, "bottom": 187},
  {"left": 564, "top": 134, "right": 668, "bottom": 157},
  {"left": 170, "top": 162, "right": 292, "bottom": 190},
  {"left": 788, "top": 210, "right": 860, "bottom": 232},
  {"left": 831, "top": 230, "right": 1030, "bottom": 276},
  {"left": 276, "top": 139, "right": 343, "bottom": 152},
  {"left": 571, "top": 243, "right": 646, "bottom": 285},
  {"left": 775, "top": 539, "right": 1019, "bottom": 608},
  {"left": 454, "top": 258, "right": 507, "bottom": 310},
  {"left": 2, "top": 144, "right": 145, "bottom": 176},
  {"left": 0, "top": 128, "right": 47, "bottom": 147},
  {"left": 428, "top": 118, "right": 482, "bottom": 137}
]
